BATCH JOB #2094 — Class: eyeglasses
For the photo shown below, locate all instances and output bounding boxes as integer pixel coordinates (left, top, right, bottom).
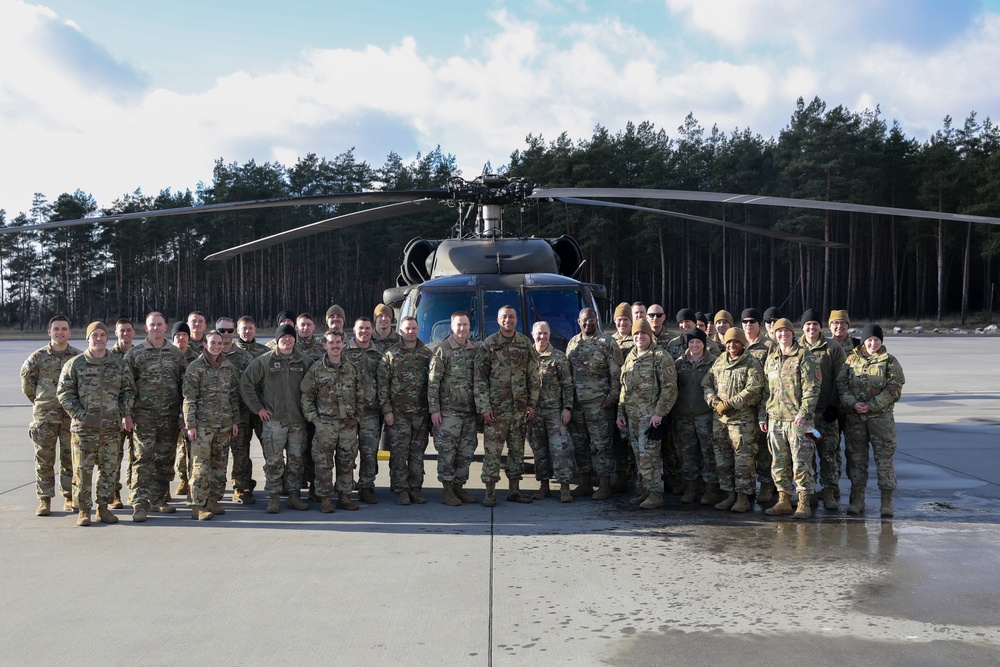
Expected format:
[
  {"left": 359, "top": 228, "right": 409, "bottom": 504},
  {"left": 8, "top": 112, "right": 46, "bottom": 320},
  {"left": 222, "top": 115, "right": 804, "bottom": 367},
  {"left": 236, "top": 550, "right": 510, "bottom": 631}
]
[
  {"left": 648, "top": 313, "right": 665, "bottom": 318},
  {"left": 765, "top": 319, "right": 777, "bottom": 324},
  {"left": 741, "top": 319, "right": 757, "bottom": 324},
  {"left": 217, "top": 328, "right": 235, "bottom": 334}
]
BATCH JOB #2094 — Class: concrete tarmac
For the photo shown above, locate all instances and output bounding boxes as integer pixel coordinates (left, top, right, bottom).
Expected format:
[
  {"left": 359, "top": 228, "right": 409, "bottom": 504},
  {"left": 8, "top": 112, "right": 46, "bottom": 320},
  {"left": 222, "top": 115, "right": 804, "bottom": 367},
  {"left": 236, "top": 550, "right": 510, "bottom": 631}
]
[{"left": 1, "top": 335, "right": 999, "bottom": 666}]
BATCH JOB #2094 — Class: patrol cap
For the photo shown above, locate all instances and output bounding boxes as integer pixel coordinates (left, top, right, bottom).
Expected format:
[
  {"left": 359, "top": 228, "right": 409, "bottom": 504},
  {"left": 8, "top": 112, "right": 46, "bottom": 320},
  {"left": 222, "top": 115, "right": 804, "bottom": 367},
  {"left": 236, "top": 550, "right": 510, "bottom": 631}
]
[
  {"left": 374, "top": 303, "right": 393, "bottom": 319},
  {"left": 676, "top": 308, "right": 696, "bottom": 323},
  {"left": 763, "top": 307, "right": 782, "bottom": 322},
  {"left": 800, "top": 308, "right": 822, "bottom": 325},
  {"left": 723, "top": 328, "right": 748, "bottom": 347},
  {"left": 86, "top": 321, "right": 108, "bottom": 339},
  {"left": 829, "top": 309, "right": 851, "bottom": 324},
  {"left": 276, "top": 310, "right": 295, "bottom": 325},
  {"left": 772, "top": 318, "right": 794, "bottom": 333},
  {"left": 613, "top": 302, "right": 632, "bottom": 320},
  {"left": 682, "top": 328, "right": 707, "bottom": 347},
  {"left": 740, "top": 308, "right": 762, "bottom": 323},
  {"left": 860, "top": 323, "right": 884, "bottom": 342},
  {"left": 714, "top": 310, "right": 734, "bottom": 326},
  {"left": 326, "top": 305, "right": 346, "bottom": 321},
  {"left": 631, "top": 319, "right": 654, "bottom": 336},
  {"left": 171, "top": 321, "right": 191, "bottom": 337},
  {"left": 275, "top": 323, "right": 296, "bottom": 341}
]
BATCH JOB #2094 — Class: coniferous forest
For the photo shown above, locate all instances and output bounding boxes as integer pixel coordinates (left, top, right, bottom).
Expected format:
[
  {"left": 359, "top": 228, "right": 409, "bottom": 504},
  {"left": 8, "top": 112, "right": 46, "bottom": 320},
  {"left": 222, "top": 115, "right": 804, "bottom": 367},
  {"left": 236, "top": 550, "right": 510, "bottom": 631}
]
[{"left": 3, "top": 97, "right": 999, "bottom": 330}]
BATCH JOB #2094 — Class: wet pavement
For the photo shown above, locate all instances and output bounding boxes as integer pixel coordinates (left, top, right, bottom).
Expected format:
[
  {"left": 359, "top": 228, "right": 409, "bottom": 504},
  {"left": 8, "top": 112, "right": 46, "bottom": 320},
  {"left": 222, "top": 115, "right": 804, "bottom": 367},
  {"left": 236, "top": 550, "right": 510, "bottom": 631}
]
[{"left": 1, "top": 335, "right": 998, "bottom": 666}]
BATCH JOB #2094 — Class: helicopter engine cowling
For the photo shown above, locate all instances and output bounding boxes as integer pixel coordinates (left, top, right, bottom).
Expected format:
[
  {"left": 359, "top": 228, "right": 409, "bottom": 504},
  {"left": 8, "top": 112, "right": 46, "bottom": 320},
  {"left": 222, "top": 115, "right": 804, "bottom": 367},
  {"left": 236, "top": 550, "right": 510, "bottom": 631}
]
[
  {"left": 549, "top": 235, "right": 584, "bottom": 278},
  {"left": 400, "top": 238, "right": 439, "bottom": 285}
]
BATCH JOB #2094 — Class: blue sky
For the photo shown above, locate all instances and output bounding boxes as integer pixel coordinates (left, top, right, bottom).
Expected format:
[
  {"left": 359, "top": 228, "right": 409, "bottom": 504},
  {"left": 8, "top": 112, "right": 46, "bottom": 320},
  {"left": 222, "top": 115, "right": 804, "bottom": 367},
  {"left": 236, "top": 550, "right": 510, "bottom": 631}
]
[{"left": 2, "top": 0, "right": 999, "bottom": 216}]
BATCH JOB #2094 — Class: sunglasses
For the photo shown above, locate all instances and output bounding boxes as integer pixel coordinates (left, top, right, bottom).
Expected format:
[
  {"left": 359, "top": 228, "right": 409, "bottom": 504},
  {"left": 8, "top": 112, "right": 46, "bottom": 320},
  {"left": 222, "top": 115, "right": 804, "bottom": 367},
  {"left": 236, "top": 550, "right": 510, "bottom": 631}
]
[
  {"left": 217, "top": 328, "right": 235, "bottom": 334},
  {"left": 648, "top": 313, "right": 665, "bottom": 318},
  {"left": 742, "top": 319, "right": 757, "bottom": 324},
  {"left": 765, "top": 319, "right": 777, "bottom": 324}
]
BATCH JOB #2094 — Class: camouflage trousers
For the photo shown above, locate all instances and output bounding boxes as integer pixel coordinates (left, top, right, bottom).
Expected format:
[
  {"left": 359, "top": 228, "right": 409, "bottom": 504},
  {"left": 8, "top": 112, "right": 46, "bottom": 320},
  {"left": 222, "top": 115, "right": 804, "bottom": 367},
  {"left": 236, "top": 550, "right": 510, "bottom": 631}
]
[
  {"left": 175, "top": 430, "right": 190, "bottom": 484},
  {"left": 568, "top": 401, "right": 616, "bottom": 477},
  {"left": 481, "top": 408, "right": 528, "bottom": 484},
  {"left": 844, "top": 413, "right": 897, "bottom": 491},
  {"left": 812, "top": 413, "right": 842, "bottom": 490},
  {"left": 527, "top": 410, "right": 575, "bottom": 483},
  {"left": 752, "top": 424, "right": 773, "bottom": 485},
  {"left": 387, "top": 412, "right": 429, "bottom": 492},
  {"left": 313, "top": 419, "right": 360, "bottom": 497},
  {"left": 29, "top": 417, "right": 73, "bottom": 500},
  {"left": 189, "top": 427, "right": 231, "bottom": 507},
  {"left": 356, "top": 409, "right": 382, "bottom": 490},
  {"left": 114, "top": 429, "right": 133, "bottom": 498},
  {"left": 673, "top": 413, "right": 718, "bottom": 484},
  {"left": 260, "top": 420, "right": 307, "bottom": 495},
  {"left": 71, "top": 430, "right": 118, "bottom": 510},
  {"left": 227, "top": 408, "right": 256, "bottom": 494},
  {"left": 766, "top": 419, "right": 816, "bottom": 494},
  {"left": 614, "top": 428, "right": 637, "bottom": 479},
  {"left": 432, "top": 412, "right": 477, "bottom": 484},
  {"left": 624, "top": 409, "right": 663, "bottom": 493},
  {"left": 712, "top": 418, "right": 759, "bottom": 494},
  {"left": 131, "top": 413, "right": 181, "bottom": 509}
]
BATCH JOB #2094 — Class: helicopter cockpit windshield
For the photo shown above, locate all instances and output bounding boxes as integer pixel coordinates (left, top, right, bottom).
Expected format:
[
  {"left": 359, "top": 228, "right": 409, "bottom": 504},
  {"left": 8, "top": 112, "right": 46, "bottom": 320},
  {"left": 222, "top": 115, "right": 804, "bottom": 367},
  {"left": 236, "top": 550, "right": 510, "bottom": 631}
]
[{"left": 412, "top": 290, "right": 479, "bottom": 343}]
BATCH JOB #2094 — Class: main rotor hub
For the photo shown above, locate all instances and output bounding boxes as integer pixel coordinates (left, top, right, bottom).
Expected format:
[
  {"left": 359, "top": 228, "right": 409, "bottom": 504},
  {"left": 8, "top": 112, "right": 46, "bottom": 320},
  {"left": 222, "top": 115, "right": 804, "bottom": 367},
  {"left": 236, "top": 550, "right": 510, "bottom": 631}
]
[{"left": 447, "top": 175, "right": 535, "bottom": 205}]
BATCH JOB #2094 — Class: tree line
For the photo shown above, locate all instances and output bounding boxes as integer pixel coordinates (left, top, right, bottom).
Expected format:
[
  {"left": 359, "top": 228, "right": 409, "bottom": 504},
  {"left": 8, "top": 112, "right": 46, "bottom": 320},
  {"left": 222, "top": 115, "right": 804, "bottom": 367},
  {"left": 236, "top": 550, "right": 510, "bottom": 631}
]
[{"left": 2, "top": 96, "right": 999, "bottom": 331}]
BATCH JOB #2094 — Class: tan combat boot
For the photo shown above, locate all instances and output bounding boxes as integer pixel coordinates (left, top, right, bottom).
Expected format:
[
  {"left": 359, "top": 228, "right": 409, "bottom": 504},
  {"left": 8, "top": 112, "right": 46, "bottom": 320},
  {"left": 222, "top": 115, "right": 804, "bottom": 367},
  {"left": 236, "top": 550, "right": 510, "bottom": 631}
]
[
  {"left": 483, "top": 482, "right": 497, "bottom": 508},
  {"left": 266, "top": 494, "right": 281, "bottom": 514},
  {"left": 639, "top": 491, "right": 664, "bottom": 509},
  {"left": 36, "top": 497, "right": 51, "bottom": 517},
  {"left": 570, "top": 472, "right": 594, "bottom": 497},
  {"left": 63, "top": 498, "right": 75, "bottom": 512},
  {"left": 396, "top": 490, "right": 411, "bottom": 506},
  {"left": 714, "top": 491, "right": 737, "bottom": 511},
  {"left": 794, "top": 491, "right": 812, "bottom": 519},
  {"left": 409, "top": 488, "right": 427, "bottom": 504},
  {"left": 700, "top": 483, "right": 722, "bottom": 506},
  {"left": 97, "top": 504, "right": 119, "bottom": 524},
  {"left": 132, "top": 505, "right": 148, "bottom": 523},
  {"left": 192, "top": 507, "right": 213, "bottom": 521},
  {"left": 560, "top": 483, "right": 573, "bottom": 503},
  {"left": 207, "top": 499, "right": 226, "bottom": 515},
  {"left": 880, "top": 489, "right": 894, "bottom": 517},
  {"left": 338, "top": 491, "right": 359, "bottom": 511},
  {"left": 846, "top": 487, "right": 865, "bottom": 515},
  {"left": 765, "top": 491, "right": 794, "bottom": 516},
  {"left": 731, "top": 492, "right": 752, "bottom": 513},
  {"left": 320, "top": 497, "right": 336, "bottom": 513},
  {"left": 287, "top": 492, "right": 308, "bottom": 511},
  {"left": 592, "top": 476, "right": 613, "bottom": 501},
  {"left": 453, "top": 484, "right": 476, "bottom": 504},
  {"left": 506, "top": 479, "right": 533, "bottom": 504},
  {"left": 533, "top": 480, "right": 551, "bottom": 500},
  {"left": 822, "top": 487, "right": 839, "bottom": 511},
  {"left": 109, "top": 491, "right": 123, "bottom": 509},
  {"left": 679, "top": 480, "right": 698, "bottom": 504},
  {"left": 757, "top": 481, "right": 776, "bottom": 504},
  {"left": 175, "top": 479, "right": 190, "bottom": 496},
  {"left": 359, "top": 487, "right": 379, "bottom": 504},
  {"left": 77, "top": 509, "right": 91, "bottom": 526},
  {"left": 441, "top": 482, "right": 462, "bottom": 506},
  {"left": 153, "top": 499, "right": 176, "bottom": 514}
]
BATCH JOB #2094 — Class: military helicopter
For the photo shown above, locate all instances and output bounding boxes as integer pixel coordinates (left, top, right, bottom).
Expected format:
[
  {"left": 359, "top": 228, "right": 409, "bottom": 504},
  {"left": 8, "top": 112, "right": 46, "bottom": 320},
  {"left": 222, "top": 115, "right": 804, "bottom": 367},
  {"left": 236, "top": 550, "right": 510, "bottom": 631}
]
[{"left": 6, "top": 173, "right": 1000, "bottom": 347}]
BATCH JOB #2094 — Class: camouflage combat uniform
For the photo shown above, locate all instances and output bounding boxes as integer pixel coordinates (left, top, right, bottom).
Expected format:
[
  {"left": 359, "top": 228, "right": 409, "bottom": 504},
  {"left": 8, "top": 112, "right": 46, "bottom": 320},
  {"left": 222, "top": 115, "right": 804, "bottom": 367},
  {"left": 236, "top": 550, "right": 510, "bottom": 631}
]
[
  {"left": 800, "top": 334, "right": 847, "bottom": 492},
  {"left": 344, "top": 338, "right": 384, "bottom": 491},
  {"left": 240, "top": 348, "right": 310, "bottom": 495},
  {"left": 526, "top": 343, "right": 575, "bottom": 484},
  {"left": 673, "top": 349, "right": 719, "bottom": 485},
  {"left": 378, "top": 339, "right": 432, "bottom": 494},
  {"left": 759, "top": 342, "right": 821, "bottom": 495},
  {"left": 124, "top": 339, "right": 187, "bottom": 509},
  {"left": 172, "top": 346, "right": 200, "bottom": 492},
  {"left": 57, "top": 351, "right": 134, "bottom": 511},
  {"left": 219, "top": 345, "right": 256, "bottom": 496},
  {"left": 182, "top": 353, "right": 240, "bottom": 509},
  {"left": 428, "top": 334, "right": 480, "bottom": 486},
  {"left": 475, "top": 330, "right": 539, "bottom": 484},
  {"left": 618, "top": 342, "right": 677, "bottom": 494},
  {"left": 565, "top": 331, "right": 622, "bottom": 478},
  {"left": 235, "top": 336, "right": 270, "bottom": 484},
  {"left": 746, "top": 334, "right": 776, "bottom": 488},
  {"left": 836, "top": 344, "right": 905, "bottom": 491},
  {"left": 109, "top": 341, "right": 134, "bottom": 500},
  {"left": 611, "top": 331, "right": 634, "bottom": 355},
  {"left": 372, "top": 329, "right": 402, "bottom": 355},
  {"left": 610, "top": 331, "right": 637, "bottom": 483},
  {"left": 21, "top": 342, "right": 81, "bottom": 502},
  {"left": 703, "top": 352, "right": 765, "bottom": 494},
  {"left": 301, "top": 355, "right": 364, "bottom": 498}
]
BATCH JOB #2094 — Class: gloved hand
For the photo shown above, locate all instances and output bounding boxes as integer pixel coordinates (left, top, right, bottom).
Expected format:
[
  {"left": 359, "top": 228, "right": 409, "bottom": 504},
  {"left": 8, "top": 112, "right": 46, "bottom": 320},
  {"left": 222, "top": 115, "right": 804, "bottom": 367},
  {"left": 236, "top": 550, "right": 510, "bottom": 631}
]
[{"left": 715, "top": 400, "right": 730, "bottom": 416}]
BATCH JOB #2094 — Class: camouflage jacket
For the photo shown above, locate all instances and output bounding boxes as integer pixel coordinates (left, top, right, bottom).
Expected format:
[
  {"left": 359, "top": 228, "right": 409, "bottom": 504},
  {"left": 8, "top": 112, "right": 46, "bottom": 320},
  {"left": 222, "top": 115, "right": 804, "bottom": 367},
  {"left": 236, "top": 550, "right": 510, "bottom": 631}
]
[
  {"left": 535, "top": 344, "right": 574, "bottom": 414},
  {"left": 837, "top": 344, "right": 905, "bottom": 418},
  {"left": 565, "top": 331, "right": 622, "bottom": 405},
  {"left": 372, "top": 329, "right": 401, "bottom": 355},
  {"left": 124, "top": 339, "right": 187, "bottom": 416},
  {"left": 178, "top": 346, "right": 199, "bottom": 364},
  {"left": 702, "top": 352, "right": 765, "bottom": 424},
  {"left": 799, "top": 334, "right": 846, "bottom": 413},
  {"left": 57, "top": 351, "right": 135, "bottom": 434},
  {"left": 673, "top": 349, "right": 718, "bottom": 416},
  {"left": 236, "top": 338, "right": 270, "bottom": 359},
  {"left": 223, "top": 345, "right": 253, "bottom": 374},
  {"left": 240, "top": 348, "right": 310, "bottom": 424},
  {"left": 618, "top": 343, "right": 678, "bottom": 419},
  {"left": 759, "top": 342, "right": 821, "bottom": 423},
  {"left": 665, "top": 334, "right": 723, "bottom": 361},
  {"left": 189, "top": 336, "right": 205, "bottom": 353},
  {"left": 344, "top": 339, "right": 383, "bottom": 413},
  {"left": 745, "top": 333, "right": 775, "bottom": 366},
  {"left": 21, "top": 342, "right": 82, "bottom": 423},
  {"left": 300, "top": 356, "right": 364, "bottom": 423},
  {"left": 377, "top": 339, "right": 432, "bottom": 416},
  {"left": 182, "top": 355, "right": 240, "bottom": 430},
  {"left": 109, "top": 341, "right": 133, "bottom": 358},
  {"left": 428, "top": 334, "right": 479, "bottom": 415},
  {"left": 296, "top": 335, "right": 324, "bottom": 363},
  {"left": 611, "top": 331, "right": 634, "bottom": 355},
  {"left": 831, "top": 336, "right": 860, "bottom": 357},
  {"left": 474, "top": 330, "right": 539, "bottom": 414}
]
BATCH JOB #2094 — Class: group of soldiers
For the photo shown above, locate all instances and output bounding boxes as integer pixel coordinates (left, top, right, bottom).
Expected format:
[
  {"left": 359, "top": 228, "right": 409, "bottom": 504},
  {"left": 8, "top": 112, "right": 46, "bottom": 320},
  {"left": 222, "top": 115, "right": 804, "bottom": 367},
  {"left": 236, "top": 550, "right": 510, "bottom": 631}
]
[{"left": 21, "top": 298, "right": 904, "bottom": 526}]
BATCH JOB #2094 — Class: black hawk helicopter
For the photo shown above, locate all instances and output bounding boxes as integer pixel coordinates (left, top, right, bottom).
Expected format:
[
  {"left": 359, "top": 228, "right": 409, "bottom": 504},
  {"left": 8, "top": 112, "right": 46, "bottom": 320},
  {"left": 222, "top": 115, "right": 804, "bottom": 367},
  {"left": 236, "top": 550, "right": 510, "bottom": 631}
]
[{"left": 6, "top": 174, "right": 1000, "bottom": 347}]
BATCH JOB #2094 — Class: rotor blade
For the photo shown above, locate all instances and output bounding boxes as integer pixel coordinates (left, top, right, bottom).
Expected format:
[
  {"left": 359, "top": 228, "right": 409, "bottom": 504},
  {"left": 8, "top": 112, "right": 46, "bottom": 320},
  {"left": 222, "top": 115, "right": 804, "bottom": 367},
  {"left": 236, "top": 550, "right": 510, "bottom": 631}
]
[
  {"left": 0, "top": 190, "right": 447, "bottom": 234},
  {"left": 553, "top": 197, "right": 850, "bottom": 248},
  {"left": 205, "top": 199, "right": 444, "bottom": 261},
  {"left": 532, "top": 188, "right": 1000, "bottom": 226}
]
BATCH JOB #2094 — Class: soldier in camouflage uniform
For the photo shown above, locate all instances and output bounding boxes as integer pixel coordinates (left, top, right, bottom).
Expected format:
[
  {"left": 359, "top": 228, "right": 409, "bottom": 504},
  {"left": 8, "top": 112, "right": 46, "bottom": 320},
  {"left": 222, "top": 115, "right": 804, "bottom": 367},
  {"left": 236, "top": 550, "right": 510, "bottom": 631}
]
[
  {"left": 372, "top": 303, "right": 401, "bottom": 354},
  {"left": 234, "top": 316, "right": 269, "bottom": 501},
  {"left": 645, "top": 304, "right": 683, "bottom": 493},
  {"left": 646, "top": 304, "right": 671, "bottom": 345},
  {"left": 109, "top": 318, "right": 135, "bottom": 508},
  {"left": 672, "top": 327, "right": 720, "bottom": 505},
  {"left": 617, "top": 319, "right": 677, "bottom": 509},
  {"left": 741, "top": 307, "right": 777, "bottom": 504},
  {"left": 294, "top": 313, "right": 324, "bottom": 362},
  {"left": 610, "top": 302, "right": 634, "bottom": 352},
  {"left": 378, "top": 316, "right": 433, "bottom": 505},
  {"left": 171, "top": 320, "right": 198, "bottom": 498},
  {"left": 216, "top": 317, "right": 255, "bottom": 504},
  {"left": 475, "top": 305, "right": 539, "bottom": 506},
  {"left": 187, "top": 311, "right": 208, "bottom": 353},
  {"left": 799, "top": 308, "right": 847, "bottom": 510},
  {"left": 172, "top": 321, "right": 199, "bottom": 364},
  {"left": 837, "top": 323, "right": 905, "bottom": 517},
  {"left": 301, "top": 330, "right": 364, "bottom": 513},
  {"left": 345, "top": 317, "right": 385, "bottom": 504},
  {"left": 124, "top": 311, "right": 188, "bottom": 522},
  {"left": 609, "top": 302, "right": 636, "bottom": 492},
  {"left": 703, "top": 328, "right": 765, "bottom": 512},
  {"left": 828, "top": 309, "right": 860, "bottom": 490},
  {"left": 566, "top": 307, "right": 622, "bottom": 500},
  {"left": 21, "top": 315, "right": 82, "bottom": 515},
  {"left": 712, "top": 310, "right": 733, "bottom": 346},
  {"left": 758, "top": 318, "right": 822, "bottom": 519},
  {"left": 57, "top": 322, "right": 135, "bottom": 526},
  {"left": 665, "top": 308, "right": 698, "bottom": 360},
  {"left": 428, "top": 311, "right": 481, "bottom": 506},
  {"left": 182, "top": 331, "right": 240, "bottom": 520},
  {"left": 526, "top": 321, "right": 575, "bottom": 503},
  {"left": 240, "top": 323, "right": 311, "bottom": 513}
]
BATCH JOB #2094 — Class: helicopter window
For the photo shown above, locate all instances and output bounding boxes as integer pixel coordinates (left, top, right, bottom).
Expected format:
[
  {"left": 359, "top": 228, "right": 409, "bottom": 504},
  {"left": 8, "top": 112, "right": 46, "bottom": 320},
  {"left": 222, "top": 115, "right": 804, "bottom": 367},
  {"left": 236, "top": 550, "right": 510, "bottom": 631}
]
[
  {"left": 525, "top": 288, "right": 589, "bottom": 350},
  {"left": 483, "top": 291, "right": 522, "bottom": 336},
  {"left": 413, "top": 291, "right": 479, "bottom": 344}
]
